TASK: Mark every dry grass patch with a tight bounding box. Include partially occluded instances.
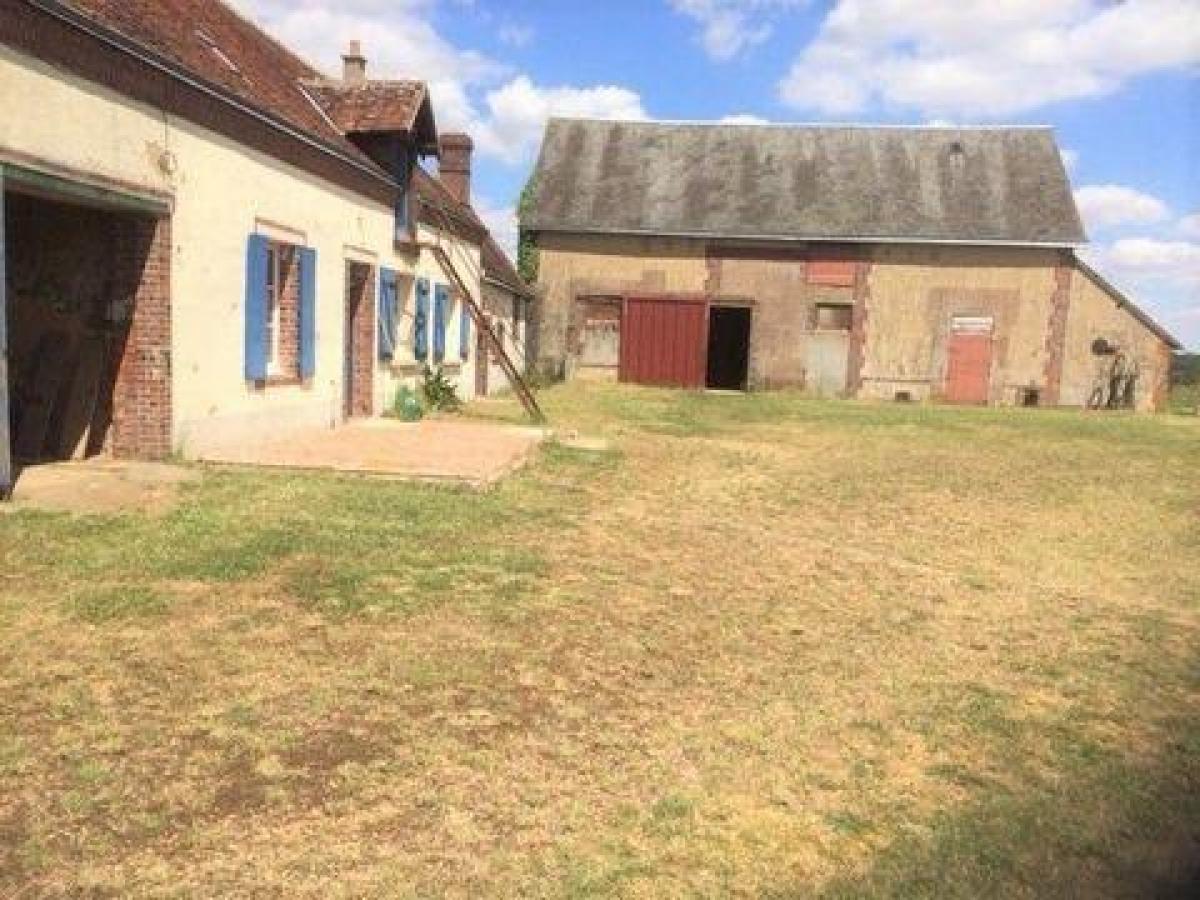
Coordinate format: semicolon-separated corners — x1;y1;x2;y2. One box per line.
1;382;1198;897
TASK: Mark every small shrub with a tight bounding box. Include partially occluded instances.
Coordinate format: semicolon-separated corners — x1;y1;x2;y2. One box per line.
421;365;461;412
391;385;424;421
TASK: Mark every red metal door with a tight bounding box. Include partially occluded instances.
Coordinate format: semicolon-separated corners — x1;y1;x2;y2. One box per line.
619;295;708;388
945;333;993;404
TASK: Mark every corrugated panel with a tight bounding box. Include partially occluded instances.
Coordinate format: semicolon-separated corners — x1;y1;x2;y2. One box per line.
619;296;708;388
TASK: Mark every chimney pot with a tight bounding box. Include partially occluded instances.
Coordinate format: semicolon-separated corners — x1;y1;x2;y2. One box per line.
439;132;474;205
342;40;366;86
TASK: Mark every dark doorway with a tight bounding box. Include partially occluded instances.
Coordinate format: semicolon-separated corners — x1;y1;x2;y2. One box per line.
343;261;375;419
706;305;751;390
4;191;150;466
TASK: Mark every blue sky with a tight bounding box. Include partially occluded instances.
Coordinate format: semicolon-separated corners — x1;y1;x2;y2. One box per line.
236;1;1200;348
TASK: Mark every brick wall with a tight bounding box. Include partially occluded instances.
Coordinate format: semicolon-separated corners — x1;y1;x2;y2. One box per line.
1041;259;1073;406
346;262;375;417
273;245;301;382
110;214;172;459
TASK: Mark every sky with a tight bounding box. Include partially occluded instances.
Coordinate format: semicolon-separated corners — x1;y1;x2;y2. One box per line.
232;0;1200;349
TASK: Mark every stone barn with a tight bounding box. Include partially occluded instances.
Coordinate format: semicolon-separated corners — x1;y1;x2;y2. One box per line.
524;118;1180;410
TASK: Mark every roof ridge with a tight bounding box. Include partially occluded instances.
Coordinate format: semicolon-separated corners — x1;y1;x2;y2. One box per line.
546;116;1056;131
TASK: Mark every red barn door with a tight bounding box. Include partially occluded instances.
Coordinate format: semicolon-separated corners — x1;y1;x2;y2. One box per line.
944;316;994;405
619;295;708;388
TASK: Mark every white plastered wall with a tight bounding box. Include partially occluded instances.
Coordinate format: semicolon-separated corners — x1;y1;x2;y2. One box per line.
1;46;484;453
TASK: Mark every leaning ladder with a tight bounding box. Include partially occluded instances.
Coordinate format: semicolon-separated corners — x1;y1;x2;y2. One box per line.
422;204;545;424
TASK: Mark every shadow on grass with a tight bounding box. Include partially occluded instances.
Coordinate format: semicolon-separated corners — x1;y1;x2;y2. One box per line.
778;713;1200;900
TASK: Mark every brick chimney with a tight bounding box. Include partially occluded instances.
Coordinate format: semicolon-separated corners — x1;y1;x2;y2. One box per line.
342;40;366;86
439;133;474;205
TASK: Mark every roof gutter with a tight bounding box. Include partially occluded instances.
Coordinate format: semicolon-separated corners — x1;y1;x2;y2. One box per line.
526;224;1085;249
25;0;396;190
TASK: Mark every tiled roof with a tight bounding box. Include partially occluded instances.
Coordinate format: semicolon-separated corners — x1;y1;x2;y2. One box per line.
413;167;485;243
304;79;427;136
60;0;390;171
531;118;1088;246
481;234;532;298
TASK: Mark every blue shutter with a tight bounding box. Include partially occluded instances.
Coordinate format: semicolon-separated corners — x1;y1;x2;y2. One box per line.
414;278;430;360
298;246;317;380
244;234;270;381
459;299;471;360
433;284;448;362
378;268;397;361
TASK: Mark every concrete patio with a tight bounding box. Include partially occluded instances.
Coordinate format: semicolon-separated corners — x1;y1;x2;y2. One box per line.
193;417;546;487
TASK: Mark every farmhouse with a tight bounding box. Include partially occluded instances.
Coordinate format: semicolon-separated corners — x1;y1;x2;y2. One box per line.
0;0;530;496
525;118;1180;410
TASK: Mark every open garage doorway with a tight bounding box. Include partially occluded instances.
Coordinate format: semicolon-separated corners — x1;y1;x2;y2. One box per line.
3;167;171;497
706;305;751;390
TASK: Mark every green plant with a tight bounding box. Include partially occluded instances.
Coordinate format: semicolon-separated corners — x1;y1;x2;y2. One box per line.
421;365;461;412
516;177;539;285
391;385;424;421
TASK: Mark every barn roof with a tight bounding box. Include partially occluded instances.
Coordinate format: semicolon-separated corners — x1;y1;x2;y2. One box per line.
527;119;1087;247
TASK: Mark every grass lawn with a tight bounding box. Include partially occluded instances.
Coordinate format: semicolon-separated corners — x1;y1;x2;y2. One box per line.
1;382;1198;898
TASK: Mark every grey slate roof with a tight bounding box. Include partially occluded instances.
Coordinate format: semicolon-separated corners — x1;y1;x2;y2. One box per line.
527;119;1087;246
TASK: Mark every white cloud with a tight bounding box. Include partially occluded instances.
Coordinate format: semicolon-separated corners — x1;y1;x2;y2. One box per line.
721;114;771;124
1090;238;1200;285
473;196;519;260
232;1;644;167
1179;213;1200;240
669;0;808;61
1060;148;1079;172
498;24;534;49
471;76;648;165
778;0;1200;117
1074;185;1171;232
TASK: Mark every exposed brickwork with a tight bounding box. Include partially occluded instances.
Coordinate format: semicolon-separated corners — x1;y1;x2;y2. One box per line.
271;245;301;383
110;215;172;459
438;133;473;205
1041;259;1073;406
846;259;872;395
345;262;375;418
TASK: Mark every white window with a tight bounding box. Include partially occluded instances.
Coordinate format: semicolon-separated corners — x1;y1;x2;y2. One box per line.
265;244;282;373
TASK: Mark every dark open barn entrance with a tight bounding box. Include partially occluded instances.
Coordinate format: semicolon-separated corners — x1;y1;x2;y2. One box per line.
706;305;750;390
2;165;171;498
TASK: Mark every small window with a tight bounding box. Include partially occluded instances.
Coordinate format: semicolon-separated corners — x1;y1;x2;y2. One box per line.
815;303;853;331
1019;388;1041;407
894;390;913;403
951;315;994;334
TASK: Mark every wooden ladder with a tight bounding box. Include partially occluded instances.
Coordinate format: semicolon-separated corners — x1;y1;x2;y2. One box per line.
423;220;545;424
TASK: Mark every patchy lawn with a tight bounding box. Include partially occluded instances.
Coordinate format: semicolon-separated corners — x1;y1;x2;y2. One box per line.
2;383;1199;898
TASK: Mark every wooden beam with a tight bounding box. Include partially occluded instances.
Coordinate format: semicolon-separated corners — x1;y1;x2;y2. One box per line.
0;165;11;499
2;163;168;217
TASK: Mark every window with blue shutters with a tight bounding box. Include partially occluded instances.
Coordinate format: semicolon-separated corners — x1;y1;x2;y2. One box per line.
433;284;449;362
244;234;270;381
459;299;471;360
378;268;398;361
246;234;312;384
414;278;430;360
298;246;317;379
